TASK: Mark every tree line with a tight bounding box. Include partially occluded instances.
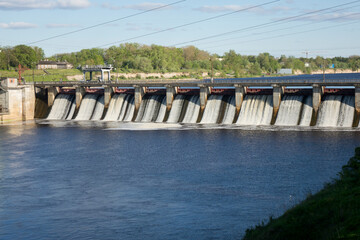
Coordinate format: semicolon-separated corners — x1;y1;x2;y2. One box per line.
1;43;360;76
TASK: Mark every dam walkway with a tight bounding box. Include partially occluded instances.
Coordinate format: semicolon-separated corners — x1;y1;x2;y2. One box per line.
31;72;360;87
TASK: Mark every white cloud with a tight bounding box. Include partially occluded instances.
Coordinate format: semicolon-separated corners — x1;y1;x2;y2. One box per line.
46;23;79;28
123;2;170;11
101;2;121;10
0;0;91;10
57;0;90;9
102;2;176;11
195;5;244;13
0;21;37;29
194;4;292;14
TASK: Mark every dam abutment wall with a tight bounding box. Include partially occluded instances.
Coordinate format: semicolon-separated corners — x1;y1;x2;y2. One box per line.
0;78;35;123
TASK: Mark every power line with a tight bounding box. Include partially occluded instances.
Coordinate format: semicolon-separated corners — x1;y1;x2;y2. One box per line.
25;3;359;51
27;0;186;45
199;10;360;48
171;0;360;47
205;19;360;51
96;0;280;48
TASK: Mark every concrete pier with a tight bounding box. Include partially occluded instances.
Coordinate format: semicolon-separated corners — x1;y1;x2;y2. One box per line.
134;85;146;114
234;85;246;115
272;85;283;124
101;69;111;82
76;86;86;110
199;85;210;112
47;87;59;107
166;86;177;111
311;84;324;126
104;86;114;109
354;85;360;127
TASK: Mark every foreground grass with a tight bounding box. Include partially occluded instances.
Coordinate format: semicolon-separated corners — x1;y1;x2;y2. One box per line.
243;148;360;240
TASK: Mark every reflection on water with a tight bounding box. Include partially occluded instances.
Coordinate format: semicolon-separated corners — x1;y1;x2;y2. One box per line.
0;122;359;239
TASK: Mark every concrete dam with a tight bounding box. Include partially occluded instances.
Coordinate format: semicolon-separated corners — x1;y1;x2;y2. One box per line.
2;73;360;127
41;90;356;127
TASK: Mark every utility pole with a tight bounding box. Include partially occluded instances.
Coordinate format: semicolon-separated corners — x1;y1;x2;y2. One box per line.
302;51;310;59
17;64;29;84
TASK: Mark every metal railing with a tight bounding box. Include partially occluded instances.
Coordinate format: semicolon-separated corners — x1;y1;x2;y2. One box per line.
31;73;360;87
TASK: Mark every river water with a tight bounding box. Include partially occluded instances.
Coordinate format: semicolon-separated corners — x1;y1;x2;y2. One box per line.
0;122;359;239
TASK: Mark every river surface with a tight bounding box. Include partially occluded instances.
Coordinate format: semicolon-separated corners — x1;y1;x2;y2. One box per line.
0;121;359;239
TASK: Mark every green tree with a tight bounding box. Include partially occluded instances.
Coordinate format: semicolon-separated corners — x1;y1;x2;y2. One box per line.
249;62;262;75
12;45;37;68
133;56;153;72
351;59;360;72
33;46;45;62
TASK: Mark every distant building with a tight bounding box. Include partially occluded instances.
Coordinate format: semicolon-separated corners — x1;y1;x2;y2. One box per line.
277;68;293;75
36;60;73;70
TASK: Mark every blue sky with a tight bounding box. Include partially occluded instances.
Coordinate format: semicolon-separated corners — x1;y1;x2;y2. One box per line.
1;0;360;57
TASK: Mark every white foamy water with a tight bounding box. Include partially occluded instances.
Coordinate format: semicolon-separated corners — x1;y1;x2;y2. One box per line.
91;95;105;120
135;96;149;122
106;122;182;131
338;95;354;127
75;94;98;120
140;95;164;122
299;96;313;126
182;95;200;124
200;95;223;124
167;95;186;123
155;97;167;123
66;98;76;120
275;95;304;126
45;92;357;128
47;94;74;120
316;95;343;127
103;94;126;121
222;96;236;124
236;95;273;125
123;96;135;122
118;95;131;121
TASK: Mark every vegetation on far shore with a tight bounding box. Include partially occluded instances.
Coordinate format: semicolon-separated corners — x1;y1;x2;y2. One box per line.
1;43;360;82
243;147;360;240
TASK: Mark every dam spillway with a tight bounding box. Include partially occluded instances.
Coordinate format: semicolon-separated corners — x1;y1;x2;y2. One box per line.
31;72;360;127
43;90;359;127
236;95;273;126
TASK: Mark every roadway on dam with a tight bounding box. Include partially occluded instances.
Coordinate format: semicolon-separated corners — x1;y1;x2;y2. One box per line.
30;72;360;87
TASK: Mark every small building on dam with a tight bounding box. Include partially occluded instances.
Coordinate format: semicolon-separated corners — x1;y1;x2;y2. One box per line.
0;78;35;122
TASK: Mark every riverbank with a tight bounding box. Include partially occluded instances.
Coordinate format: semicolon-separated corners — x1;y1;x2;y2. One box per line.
243;147;360;240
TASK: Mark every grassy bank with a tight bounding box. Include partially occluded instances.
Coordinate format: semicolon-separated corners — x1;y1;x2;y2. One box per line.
243;148;360;240
0;69;82;82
